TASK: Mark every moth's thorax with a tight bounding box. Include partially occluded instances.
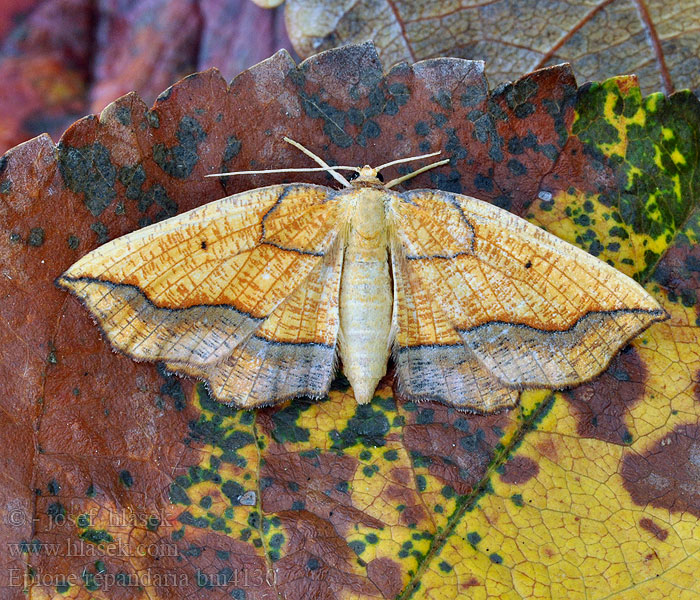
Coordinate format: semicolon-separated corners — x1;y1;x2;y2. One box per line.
345;187;387;253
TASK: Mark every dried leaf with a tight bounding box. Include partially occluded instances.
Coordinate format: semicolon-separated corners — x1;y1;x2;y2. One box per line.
266;0;700;97
1;42;698;599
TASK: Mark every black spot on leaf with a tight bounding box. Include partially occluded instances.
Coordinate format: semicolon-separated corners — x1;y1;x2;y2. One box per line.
28;227;45;247
153;116;207;178
58;142;116;216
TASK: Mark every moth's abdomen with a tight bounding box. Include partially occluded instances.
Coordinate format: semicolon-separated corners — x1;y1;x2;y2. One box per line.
339;192;392;404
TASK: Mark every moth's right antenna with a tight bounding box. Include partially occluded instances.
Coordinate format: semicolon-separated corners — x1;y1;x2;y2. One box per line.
375;151;442;171
384;159;450;189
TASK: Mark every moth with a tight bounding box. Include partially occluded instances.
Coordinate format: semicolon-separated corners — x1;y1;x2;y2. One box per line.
57;138;667;412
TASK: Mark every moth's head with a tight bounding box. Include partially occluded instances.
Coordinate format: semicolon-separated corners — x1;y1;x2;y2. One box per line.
349;165;385;188
206;138;449;190
347;152;450;189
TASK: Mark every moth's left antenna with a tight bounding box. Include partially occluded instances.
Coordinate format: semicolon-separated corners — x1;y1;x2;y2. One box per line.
205;137;355;188
281;137;352;187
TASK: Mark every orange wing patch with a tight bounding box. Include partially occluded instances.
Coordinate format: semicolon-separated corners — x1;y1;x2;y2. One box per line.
60;184;341;315
57;184;345;406
170;242;345;407
388;189;666;410
391;243;519;412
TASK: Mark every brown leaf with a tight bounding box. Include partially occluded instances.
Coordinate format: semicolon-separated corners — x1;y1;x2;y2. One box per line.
270;0;700;96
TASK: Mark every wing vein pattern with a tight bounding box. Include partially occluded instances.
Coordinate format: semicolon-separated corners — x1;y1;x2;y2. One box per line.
388;189;665;412
58;184;345;408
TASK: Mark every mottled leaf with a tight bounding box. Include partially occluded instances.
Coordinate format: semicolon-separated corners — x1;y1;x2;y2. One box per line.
1;42;698;599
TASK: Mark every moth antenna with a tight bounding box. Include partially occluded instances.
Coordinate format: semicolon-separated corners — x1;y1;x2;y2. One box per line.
384;158;450;189
283;136;353;187
206;166;360;177
375;151;442;172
